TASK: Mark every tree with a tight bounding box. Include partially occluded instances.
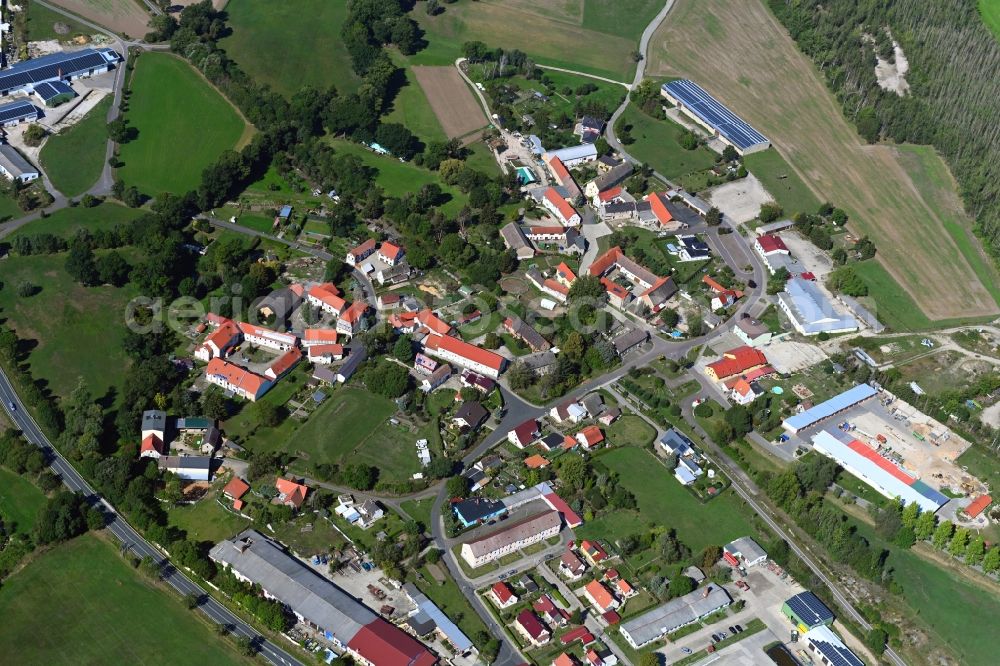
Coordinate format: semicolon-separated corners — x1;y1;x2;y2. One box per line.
340;464;378;490
831;208;848;226
507;361;535;390
660;308;680;327
567;274;605;301
767;267;790;295
931;520;954;549
948;527;970;557
556;454;587;491
865;627;888;656
202;389;229;421
97;251;131;286
16;280;40;297
184;592;201;609
35;491;88;544
700;545;722;569
670;574;696;598
251;401;283;428
22;124;46;147
965;535;986;566
65;239;100;286
679;131;698;150
705;206;722;226
393;335;415;362
107;118;129;143
914;509;937;541
758;202;783;224
445;475;468;499
900;501;920;528
982;546;1000;574
722;145;739;162
828;266;868;297
365;360;410;398
724;405;752;438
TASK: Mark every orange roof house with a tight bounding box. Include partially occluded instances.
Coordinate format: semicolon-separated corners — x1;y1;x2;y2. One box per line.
378;241;405;265
582;580;618;612
205;357;270;401
964;495;992;518
417;309;454;337
543;187;581;225
223;476;250;510
274;477;309;509
303;328;339;345
576;425;605;449
265;348;302;380
580;540;607;564
645;192;675;227
140;433;164;459
424;334;505;378
307;283;346;314
525;454;550;469
705;346;768;381
555;262;577;286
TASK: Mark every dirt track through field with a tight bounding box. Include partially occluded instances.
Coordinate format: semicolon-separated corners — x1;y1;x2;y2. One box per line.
412;66;489;144
48;0;150;38
648;0;1000;321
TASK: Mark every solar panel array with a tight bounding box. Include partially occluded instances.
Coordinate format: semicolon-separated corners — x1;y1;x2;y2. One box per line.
34;80;74;100
786;591;834;627
0;49;111;92
662;79;769;151
0;100;38;124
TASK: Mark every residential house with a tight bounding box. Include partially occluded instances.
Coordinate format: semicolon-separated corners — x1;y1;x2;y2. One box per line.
205;358;272;401
659;428;696;458
580;394;604;418
612;328;649;357
576;425;605;450
423;334;505;379
574;116;604;142
356;499;385;528
375;262;412;286
140;409;166;459
376;292;401;310
254;284;304;324
542;187;582;226
542;278;570;303
461;369;496;393
585;162;632;201
489;582;519;609
500;222;535;260
703;276;743;310
553;654;578;666
538;433;566;452
504;314;550;352
596;154;622;172
420;364;452;393
140;433;165;459
263;349;302;381
673;234;711;262
734;315;772;347
157;456;212;481
534;594;568;628
416;309;454;337
377;241;405;266
515;610;551;647
705;346;769;382
508;419;541;448
302;328;339;347
336;301;370;336
524;454;550;469
306;283;346;317
601;278;631;309
453;401;488;431
307;343;344;365
223;476;250;511
237;322;298;352
526;226;568;244
598;408;621;426
559;549;587;580
580;540;608;565
583;580;619;613
730;378;759;405
457;310;482;326
645;191;686;231
452;498;507;528
754;234;789;257
195;317;241;361
550;399;586;424
588;246;676;310
345;238;377;266
460;511;561;568
544;154;582;200
274;477;309;510
674;457;704;486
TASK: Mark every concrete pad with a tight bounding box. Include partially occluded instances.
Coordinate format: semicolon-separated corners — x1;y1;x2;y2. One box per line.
706;174;774;225
762;341;827;373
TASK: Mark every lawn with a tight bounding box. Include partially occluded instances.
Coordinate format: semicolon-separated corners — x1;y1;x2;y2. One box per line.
616;103;718;181
27;1;90;40
8;200;142;241
605;414;657;448
40;96;112;197
0;251;139;402
383;59;448;145
743;148;820;216
648;0;999;323
957;445;1000;491
0;533;248;664
0;192;21;221
220;0;360;96
327;138;468;216
0;468;46;534
416;566;491;641
584;447;749;552
981;0;1000;39
400;498;435;532
167;495;251;545
119;53;248;196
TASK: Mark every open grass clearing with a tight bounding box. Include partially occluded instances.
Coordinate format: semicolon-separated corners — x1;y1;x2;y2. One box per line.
27;0;91;40
220;0;360;96
383;64;449;145
981;0;1000;39
8;200;142;241
605;414;657;448
743;148;820;216
617;104;718;182
119;53;249;196
411;65;488;142
648;0;999;322
415;566;491;642
47;0;150;38
167;494;250;546
40;96;112;197
0;192;21;222
0;468;46;534
400;498;435;532
0;533;248;664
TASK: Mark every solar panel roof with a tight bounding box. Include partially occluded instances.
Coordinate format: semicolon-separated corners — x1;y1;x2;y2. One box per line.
0;49;113;92
662;79;769;151
0;100;38;124
804;626;865;666
34;80;75;100
785;591;834;626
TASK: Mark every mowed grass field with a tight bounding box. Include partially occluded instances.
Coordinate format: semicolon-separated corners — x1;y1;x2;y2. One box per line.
580;447;749;552
119;53;248;196
40;96;112;197
410;0;663;80
220;0;360;96
648;0;1000;323
0;533;248;665
981;0;1000;39
0;468;46;534
617;103;718;181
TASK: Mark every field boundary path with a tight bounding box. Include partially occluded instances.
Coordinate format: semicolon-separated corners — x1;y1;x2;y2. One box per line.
535;64;630;89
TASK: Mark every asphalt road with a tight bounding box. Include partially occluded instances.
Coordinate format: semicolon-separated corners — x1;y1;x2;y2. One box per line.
0;371;305;666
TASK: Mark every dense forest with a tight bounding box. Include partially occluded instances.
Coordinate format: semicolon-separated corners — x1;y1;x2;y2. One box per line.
767;0;1000;256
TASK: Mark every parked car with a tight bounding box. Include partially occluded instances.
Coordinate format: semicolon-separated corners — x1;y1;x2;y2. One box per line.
729;626;736;634
681;647;692;654
735;624;743;633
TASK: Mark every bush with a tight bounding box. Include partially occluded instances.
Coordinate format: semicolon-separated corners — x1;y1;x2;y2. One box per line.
694;403;714;418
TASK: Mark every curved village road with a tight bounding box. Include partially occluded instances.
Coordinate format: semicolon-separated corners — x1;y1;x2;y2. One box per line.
0;370;305;666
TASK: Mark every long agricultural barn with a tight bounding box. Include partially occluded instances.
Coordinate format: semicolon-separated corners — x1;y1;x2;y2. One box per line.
812;429;948;513
0;99;39;127
782;383;878;434
0;48;120;97
661;79;770;155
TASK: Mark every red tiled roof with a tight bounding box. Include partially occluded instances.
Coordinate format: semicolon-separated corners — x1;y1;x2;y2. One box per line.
348;238;377;258
602;610;620;625
534;594;556;613
204;318;240;351
588;246;623;277
206;358;269;396
525;454;550;469
307;343;344;359
741;365;776;382
492;581;515;603
562;435;577;450
223;476;250;500
560;627;595;645
702;275;743;300
756;234;788;254
347;618;437;666
597;186;623;203
577;425;604;447
584;580;615;611
646;191;673;225
417;309;453;336
732;378;754;397
581;540;607;561
544;187;579;223
546;155;573;185
424;335;505;372
379;241;404;261
308;283;346;311
304;328;338;344
275;477;309;509
544;279;570;296
530;226;567;236
511;419;540;445
600;277;629;300
140;433;163;455
516;610;548;640
706;346;768;379
341;301;370;324
965;494;992;518
553;653;577;666
556;262;577;283
616;579;633;596
267;348;302;377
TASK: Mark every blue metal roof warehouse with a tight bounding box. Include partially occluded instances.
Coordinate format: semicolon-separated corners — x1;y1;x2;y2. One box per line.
0;48;119;96
0;99;39;126
782;383;878;433
661;79;770;154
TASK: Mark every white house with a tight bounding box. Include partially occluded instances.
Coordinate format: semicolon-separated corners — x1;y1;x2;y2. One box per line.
238;322;298;352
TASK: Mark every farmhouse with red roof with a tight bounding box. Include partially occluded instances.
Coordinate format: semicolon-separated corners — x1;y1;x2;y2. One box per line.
542;187;582;226
706;346;769;382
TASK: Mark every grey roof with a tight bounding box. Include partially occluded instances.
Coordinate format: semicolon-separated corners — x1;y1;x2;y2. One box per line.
521;350;558;370
204;425;221;447
837;294;884;333
601;202;636;216
336;348;366;380
142;409;167;432
597;154;622;168
463;511;560;558
254;286;303;321
778;278;858;335
581;393;604;417
500;222;532;253
0;99;39;122
683;566;705;582
620;584;731;647
0;144;37;179
545;143;597;163
0;48;118;93
454;401;488;427
33;80;74;102
157;455;212;470
592;162;633;191
612;328;649;355
209;529;374;644
403;584;473;651
659;428;695;456
661;80;769;152
312;365;338;383
783;383;877;432
736;316;770;339
724;536;767;563
452;497;506;524
505;314;550;351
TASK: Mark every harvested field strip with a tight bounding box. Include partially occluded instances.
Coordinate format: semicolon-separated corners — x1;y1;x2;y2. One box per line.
648;0;999;321
412;66;487;141
49;0;150;38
